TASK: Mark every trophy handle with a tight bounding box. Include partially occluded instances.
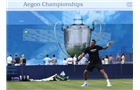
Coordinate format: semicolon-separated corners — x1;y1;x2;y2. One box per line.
54;21;68;57
92;20;102;42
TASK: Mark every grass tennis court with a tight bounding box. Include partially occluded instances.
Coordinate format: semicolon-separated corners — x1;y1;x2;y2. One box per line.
7;79;133;90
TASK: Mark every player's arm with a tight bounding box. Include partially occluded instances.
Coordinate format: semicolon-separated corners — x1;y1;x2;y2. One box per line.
77;47;88;61
77;52;85;61
102;41;114;50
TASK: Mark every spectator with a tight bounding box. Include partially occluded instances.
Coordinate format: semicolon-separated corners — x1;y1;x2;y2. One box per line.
73;54;77;65
50;54;57;65
121;54;125;64
14;54;20;66
67;55;73;65
104;55;109;64
7;54;12;66
116;53;121;64
102;58;105;64
20;54;26;66
43;54;51;65
62;58;68;65
109;55;114;64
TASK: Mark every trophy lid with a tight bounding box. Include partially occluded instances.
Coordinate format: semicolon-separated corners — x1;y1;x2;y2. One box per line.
73;12;83;25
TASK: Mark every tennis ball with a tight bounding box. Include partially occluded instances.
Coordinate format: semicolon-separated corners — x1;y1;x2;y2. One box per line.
24;30;28;34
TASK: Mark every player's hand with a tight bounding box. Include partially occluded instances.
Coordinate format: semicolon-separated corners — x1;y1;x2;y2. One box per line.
108;41;114;45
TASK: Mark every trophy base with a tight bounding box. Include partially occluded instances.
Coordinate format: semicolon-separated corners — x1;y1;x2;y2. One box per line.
66;47;84;57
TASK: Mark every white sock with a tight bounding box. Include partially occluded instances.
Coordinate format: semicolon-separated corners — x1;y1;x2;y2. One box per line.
84;80;88;84
106;79;110;84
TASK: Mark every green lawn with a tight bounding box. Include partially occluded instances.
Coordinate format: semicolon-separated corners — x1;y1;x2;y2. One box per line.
7;79;133;90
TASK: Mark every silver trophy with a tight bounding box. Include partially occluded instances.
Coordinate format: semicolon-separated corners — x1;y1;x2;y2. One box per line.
54;13;102;57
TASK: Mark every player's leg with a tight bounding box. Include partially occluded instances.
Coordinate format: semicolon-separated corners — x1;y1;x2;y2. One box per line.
84;70;89;80
96;64;112;87
100;69;112;87
81;63;95;87
81;70;89;87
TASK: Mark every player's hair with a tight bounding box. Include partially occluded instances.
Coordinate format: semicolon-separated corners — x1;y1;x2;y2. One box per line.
92;39;96;44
